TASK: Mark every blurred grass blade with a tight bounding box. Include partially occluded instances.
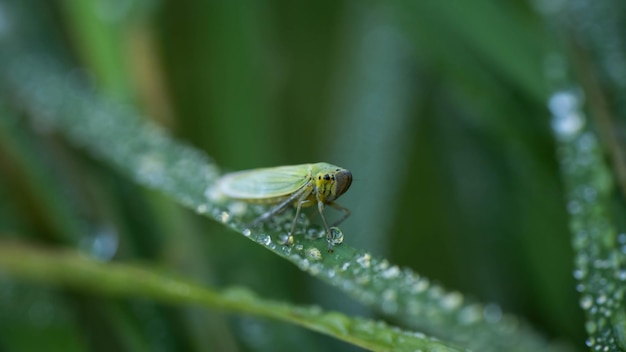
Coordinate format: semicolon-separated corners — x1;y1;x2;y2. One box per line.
0;240;463;352
549;89;626;350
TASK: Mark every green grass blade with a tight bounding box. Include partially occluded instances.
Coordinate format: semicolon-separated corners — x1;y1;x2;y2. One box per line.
550;89;626;350
0;240;464;352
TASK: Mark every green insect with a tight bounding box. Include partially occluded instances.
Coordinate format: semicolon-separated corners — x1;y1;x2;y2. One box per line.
217;162;352;250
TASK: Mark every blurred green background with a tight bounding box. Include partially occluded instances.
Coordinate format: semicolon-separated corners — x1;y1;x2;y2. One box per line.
0;0;605;350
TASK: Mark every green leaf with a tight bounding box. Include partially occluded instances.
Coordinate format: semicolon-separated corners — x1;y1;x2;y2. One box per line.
0;240;463;352
550;89;626;350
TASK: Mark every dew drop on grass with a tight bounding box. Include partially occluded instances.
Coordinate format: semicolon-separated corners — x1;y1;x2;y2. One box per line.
411;279;429;294
328;227;344;247
319;312;350;335
457;304;483;325
196;204;207;214
381;288;398;314
256;234;271;246
305;247;322;261
549;90;585;139
440;292;463;311
483;303;503;324
355;253;372;268
580;295;594;310
380;265;400;279
278;234;294;246
79;225;119;261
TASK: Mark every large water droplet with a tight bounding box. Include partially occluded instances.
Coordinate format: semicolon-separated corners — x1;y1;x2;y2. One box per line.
305;247;322;261
256;234;271;246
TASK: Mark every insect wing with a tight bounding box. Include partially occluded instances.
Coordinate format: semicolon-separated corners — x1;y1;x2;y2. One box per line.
218;165;311;200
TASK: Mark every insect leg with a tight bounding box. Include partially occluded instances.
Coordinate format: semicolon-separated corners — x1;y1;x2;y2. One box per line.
328;202;351;227
289;192;311;236
317;200;332;238
249;188;305;227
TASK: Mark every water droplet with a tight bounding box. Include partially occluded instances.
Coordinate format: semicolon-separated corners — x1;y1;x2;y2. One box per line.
196;204;207;214
306;225;324;239
567;200;583;214
135;153;166;186
228;201;247;216
580;295;594;310
582;186;597;202
381;265;400;279
328;226;344;246
381;289;398;314
308;263;322;275
319;312;350;334
549;90;585;139
242;228;251;237
306;247;322;261
440;292;463;310
204;184;224;202
378;259;390;270
79;225;119;261
573;269;585;280
411;279;429;293
483;303;502;323
220;211;230;223
278;234;294;246
356;253;372;268
297;258;310;270
458;304;482;325
256;234;271;246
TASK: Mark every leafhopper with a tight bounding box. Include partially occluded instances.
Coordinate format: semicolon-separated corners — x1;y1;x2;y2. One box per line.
217;162;352;250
